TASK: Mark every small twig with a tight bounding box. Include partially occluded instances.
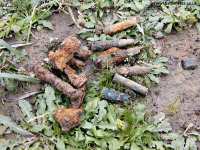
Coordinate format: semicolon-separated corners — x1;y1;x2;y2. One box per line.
183;123;194;136
27;113;50;123
27;5;37;43
66;6;81;29
0;43;32;49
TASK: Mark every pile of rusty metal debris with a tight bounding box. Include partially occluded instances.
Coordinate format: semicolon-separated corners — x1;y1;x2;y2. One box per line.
33;16;152;132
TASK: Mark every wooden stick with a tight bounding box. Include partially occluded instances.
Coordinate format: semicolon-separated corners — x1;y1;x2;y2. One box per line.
113;73;148;95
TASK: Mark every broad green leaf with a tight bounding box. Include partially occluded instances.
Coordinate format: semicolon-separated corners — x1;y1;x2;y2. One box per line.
81;121;93;129
151;141;165;150
36;95;46;115
171;135;185;150
44;86;56;113
135;103;145;121
0;115;32;136
148;74;159;84
153;119;172;133
196;23;200;32
39;20;54;30
184;136;197;150
80;3;95;11
0;39;15;51
165;23;173;33
85;97;99;113
18;100;35;121
108;138;124;150
130;142;141;150
56;138;66;150
31;124;46;132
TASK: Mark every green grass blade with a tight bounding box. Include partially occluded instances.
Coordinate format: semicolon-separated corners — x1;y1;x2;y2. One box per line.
0;73;39;83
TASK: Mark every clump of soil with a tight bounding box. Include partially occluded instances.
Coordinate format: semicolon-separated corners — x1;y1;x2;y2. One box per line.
149;28;200;131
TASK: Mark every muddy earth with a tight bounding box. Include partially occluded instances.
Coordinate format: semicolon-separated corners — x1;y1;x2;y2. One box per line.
0;13;199;140
149;28;200;131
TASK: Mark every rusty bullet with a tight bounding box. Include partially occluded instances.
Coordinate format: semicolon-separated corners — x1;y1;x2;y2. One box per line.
117;65;152;76
104;16;140;35
91;39;135;51
113;73;148;95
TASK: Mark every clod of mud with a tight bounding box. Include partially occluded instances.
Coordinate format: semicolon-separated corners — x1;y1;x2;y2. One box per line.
54;108;83;132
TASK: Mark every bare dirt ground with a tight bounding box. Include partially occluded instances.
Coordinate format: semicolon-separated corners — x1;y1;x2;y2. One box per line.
1;13;199;137
149;28;200;131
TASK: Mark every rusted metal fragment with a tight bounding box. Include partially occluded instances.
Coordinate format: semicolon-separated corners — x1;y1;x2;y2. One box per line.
33;64;84;108
112;46;142;64
96;47;142;68
54;108;83;132
91;39;135;51
48;36;81;70
75;48;92;60
113;73;148;95
104;16;140;35
98;47;121;57
64;65;87;88
102;88;130;102
70;85;86;108
117;65;152;76
69;58;86;69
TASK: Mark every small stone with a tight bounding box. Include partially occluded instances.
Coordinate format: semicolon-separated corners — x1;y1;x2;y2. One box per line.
181;57;198;70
